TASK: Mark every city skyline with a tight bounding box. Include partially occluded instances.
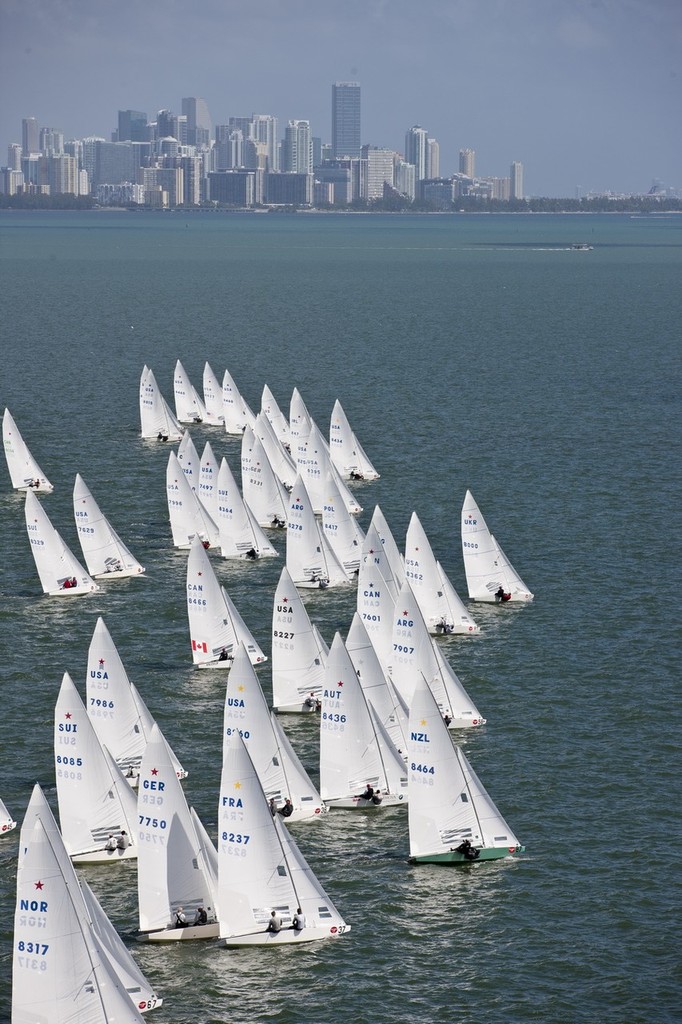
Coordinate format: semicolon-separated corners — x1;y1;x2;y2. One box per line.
1;0;680;197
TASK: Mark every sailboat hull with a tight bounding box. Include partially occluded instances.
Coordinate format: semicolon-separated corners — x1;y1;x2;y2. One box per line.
325;794;406;809
139;922;220;943
222;924;351;947
71;846;138;864
93;567;145;579
1;820;17;834
409;845;525;865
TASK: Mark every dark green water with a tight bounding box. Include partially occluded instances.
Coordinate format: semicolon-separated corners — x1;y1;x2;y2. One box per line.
0;211;680;1023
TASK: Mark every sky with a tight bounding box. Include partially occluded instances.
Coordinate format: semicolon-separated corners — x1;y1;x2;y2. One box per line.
1;0;680;197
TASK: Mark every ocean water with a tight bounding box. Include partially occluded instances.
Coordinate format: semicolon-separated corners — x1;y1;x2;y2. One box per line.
0;210;680;1024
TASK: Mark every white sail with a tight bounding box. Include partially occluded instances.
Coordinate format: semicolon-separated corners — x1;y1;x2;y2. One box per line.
217;729;349;946
391;580;486;729
329;399;380;480
404;511;478;634
241;424;290;528
215;456;278;559
3;407;53;492
345;612;409;757
368;505;405;584
261;384;291;447
54;672;138;862
198;440;220;518
322;472;365;575
176;429;201;491
73;474;145;579
139;366;183;441
86;617;186;783
137;724;219;941
461;490;534;602
297;422;362;515
174;360;208;423
186;534;267;666
289;387;314;457
286;475;351;589
201;361;225;424
356;522;402;671
408;675;523;863
0;795;16;834
271;565;328;712
320;633;408;808
13;818;147;1024
253;410;297;490
166;450;221;549
17;785;162;1013
224;644;324;820
25;489;99;596
222;368;253;434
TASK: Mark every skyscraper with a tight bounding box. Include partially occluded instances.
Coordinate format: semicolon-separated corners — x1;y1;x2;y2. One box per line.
22;117;40;155
426;138;440;179
404;126;428;181
283;120;312;174
459;148;475;178
182;97;211;147
332;82;361;159
510;161;524;199
118;110;148;143
251;115;279;171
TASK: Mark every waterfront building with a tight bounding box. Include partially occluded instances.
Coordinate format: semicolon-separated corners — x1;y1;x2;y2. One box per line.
48;153;78;194
459;148;475;177
422;178;456;208
208;169;264;206
118;110;148;142
283;120;312;174
404;126;428;181
182;97;211;147
510;161;524;199
93;141;140;186
332;81;361;159
22;117;40;156
265;172;313;206
360;145;395;200
426;138;440;180
40;128;64;156
314;160;356;205
7;144;22;171
394;159;416;200
251;114;279;171
139;166;183;207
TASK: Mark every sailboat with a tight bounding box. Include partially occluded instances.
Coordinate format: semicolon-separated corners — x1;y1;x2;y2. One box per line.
285;475;351;589
1;796;16;834
222;368;255;434
391;580;485;729
345;612;409;758
329;399;380;480
12;818;148;1024
319;633;408;809
73;473;145;578
186;534;267;667
253;410;297;490
139;365;183;441
214;456;278;559
54;672;138;862
166;450;221;549
404;511;479;634
261;384;291;448
137;724;220;942
297;423;362;516
322;472;365;576
2;407;53;492
356;521;403;673
241;424;290;529
407;675;524;863
202;362;226;425
174;359;208;423
176;429;202;491
461;489;534;602
224;644;324;820
271;566;328;712
198;439;220;517
18;784;162;1013
86;616;187;784
217;729;350;946
24;489;100;596
368;505;405;584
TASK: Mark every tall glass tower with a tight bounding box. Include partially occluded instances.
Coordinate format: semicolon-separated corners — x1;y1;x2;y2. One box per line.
332;82;361;159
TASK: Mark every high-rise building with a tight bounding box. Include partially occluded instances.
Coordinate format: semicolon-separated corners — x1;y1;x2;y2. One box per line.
404;126;428;181
182;97;211;146
361;145;395;200
118;110;148;143
48;154;78;195
510;161;524;199
40;128;64;155
459;148;475;178
283;120;312;174
426;138;440;180
251;115;279;171
22;118;40;156
7;144;22;171
156;110;186;144
332;82;361;159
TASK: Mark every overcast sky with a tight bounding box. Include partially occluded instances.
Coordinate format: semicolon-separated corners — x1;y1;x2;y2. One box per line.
1;0;680;196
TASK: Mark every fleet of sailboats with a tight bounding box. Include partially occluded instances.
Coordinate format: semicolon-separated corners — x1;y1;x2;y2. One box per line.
7;362;533;1013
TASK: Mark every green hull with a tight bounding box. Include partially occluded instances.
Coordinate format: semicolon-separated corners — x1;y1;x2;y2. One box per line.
410;845;525;865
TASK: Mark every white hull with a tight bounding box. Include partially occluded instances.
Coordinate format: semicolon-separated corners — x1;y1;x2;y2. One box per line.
72;845;137;864
139;922;220;943
326;794;405;810
1;819;17;834
222;924;350;947
274;702;318;714
93;567;145;579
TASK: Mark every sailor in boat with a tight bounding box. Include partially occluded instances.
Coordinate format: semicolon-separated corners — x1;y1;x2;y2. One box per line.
269;797;278;817
62;577;78;590
193;906;208;926
443;712;452;727
371;789;383;806
277;798;294;818
267;910;283;933
32;478;40;489
157;432;169;442
116;830;130;850
304;692;321;711
350;470;365;481
218;648;229;662
104;833;117;851
495;586;511;603
436;617;453;635
201;539;210;550
454;838;480;861
271;515;286;529
245;547;258;560
357;783;374;802
174;907;189;928
293;908;306;931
